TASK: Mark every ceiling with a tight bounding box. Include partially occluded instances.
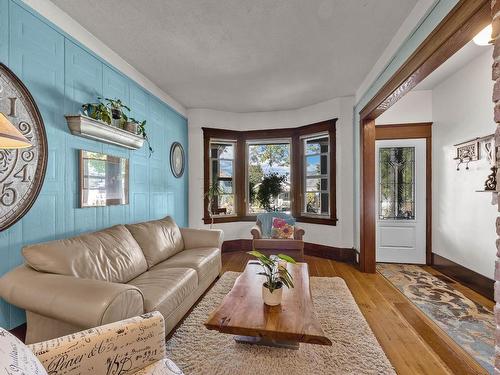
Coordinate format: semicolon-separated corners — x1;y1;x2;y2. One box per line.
415;40;492;91
52;0;418;112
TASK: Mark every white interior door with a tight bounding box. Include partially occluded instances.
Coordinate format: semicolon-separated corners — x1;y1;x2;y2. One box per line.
376;138;426;264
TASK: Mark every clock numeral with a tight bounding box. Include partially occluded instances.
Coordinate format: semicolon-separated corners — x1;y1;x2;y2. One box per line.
14;164;30;182
8;97;17;117
0;182;17;207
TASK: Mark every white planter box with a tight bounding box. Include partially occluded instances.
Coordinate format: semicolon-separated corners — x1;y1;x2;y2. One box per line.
65;114;144;150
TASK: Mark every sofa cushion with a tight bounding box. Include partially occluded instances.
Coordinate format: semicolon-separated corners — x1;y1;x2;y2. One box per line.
153;247;221;281
128;267;197;318
22;225;148;283
126;216;184;267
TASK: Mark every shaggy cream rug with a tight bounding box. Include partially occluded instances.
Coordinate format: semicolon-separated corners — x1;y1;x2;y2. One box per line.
166;272;395;375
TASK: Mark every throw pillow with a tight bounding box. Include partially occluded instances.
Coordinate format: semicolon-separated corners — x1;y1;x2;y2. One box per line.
271;217;295;239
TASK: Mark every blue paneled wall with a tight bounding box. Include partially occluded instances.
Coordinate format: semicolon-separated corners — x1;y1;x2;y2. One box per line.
0;0;189;329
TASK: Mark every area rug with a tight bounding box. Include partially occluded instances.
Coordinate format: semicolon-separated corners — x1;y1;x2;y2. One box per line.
377;263;494;374
166;271;395;375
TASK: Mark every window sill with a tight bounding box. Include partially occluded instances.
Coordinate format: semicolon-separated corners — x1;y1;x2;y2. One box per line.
202;216;255;224
296;216;338;226
202;215;337;226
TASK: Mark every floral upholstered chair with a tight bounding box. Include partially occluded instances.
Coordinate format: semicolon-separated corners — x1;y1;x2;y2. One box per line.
0;311;183;375
251;212;305;260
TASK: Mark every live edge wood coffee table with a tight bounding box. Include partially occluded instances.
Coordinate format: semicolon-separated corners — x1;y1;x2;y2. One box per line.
204;261;332;349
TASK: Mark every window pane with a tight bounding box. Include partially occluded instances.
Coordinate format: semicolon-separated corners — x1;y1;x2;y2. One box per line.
216;194;234;215
320;155;328;174
306;192;320;213
320;178;328;191
211;143;234;159
321;193;329;214
305;136;328;155
378;147;415;220
306;155;320;176
247;143;291;214
218;180;232;194
219;160;233;177
306;178;321;192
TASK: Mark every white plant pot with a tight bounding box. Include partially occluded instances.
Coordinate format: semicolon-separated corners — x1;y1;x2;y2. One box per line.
262;284;283;306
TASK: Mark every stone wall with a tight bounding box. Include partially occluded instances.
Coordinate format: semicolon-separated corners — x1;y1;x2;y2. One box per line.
492;0;500;373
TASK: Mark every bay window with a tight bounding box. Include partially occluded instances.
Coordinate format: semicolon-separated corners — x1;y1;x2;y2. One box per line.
203;119;337;225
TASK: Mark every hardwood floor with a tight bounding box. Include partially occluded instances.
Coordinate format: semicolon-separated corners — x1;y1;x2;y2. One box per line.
222;252;490;375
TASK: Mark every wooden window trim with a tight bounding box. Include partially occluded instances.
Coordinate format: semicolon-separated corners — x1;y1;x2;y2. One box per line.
202;119;338;225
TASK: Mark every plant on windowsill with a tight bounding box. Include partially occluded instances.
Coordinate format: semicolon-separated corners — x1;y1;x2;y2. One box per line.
247;250;295;306
205;181;223;229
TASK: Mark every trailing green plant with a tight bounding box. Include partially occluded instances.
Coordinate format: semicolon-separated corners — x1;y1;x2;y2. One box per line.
81;96;154;156
256;173;287;211
205;181;223;229
130;118;153;156
81;99;112;125
103;97;130;113
247;250;296;292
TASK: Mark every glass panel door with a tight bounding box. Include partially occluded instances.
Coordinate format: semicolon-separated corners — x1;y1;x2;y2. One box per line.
378;147;415;220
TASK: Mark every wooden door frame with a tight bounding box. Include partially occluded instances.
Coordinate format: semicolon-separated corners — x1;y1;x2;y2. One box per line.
359;0;491;273
375;122;432;265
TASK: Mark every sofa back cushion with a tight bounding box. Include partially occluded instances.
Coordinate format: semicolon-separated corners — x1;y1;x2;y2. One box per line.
22;225;148;283
126;216;184;267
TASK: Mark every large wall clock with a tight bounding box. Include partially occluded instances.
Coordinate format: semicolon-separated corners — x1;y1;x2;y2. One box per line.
0;63;48;231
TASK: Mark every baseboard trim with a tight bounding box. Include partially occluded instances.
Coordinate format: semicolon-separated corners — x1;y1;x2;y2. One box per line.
222;239;356;263
431;253;494;301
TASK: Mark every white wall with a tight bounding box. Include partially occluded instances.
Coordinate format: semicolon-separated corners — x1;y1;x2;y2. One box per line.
188;96;355;249
375;90;433;125
432;47;496;279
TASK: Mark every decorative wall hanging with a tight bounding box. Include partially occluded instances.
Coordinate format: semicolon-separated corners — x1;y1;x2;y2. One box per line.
481;134;497;191
454;138;480;170
0;63;48;231
170;142;185;178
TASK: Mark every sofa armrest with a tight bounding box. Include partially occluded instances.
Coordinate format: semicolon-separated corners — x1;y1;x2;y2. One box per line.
0;265;144;328
180;227;223;249
251;225;262;239
29;312;172;375
294;225;305;240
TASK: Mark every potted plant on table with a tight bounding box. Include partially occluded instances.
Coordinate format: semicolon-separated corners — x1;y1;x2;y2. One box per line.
247;250;296;306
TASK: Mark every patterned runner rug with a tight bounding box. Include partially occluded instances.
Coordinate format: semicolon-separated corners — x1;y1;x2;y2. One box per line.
377;263;494;374
166;271;395;375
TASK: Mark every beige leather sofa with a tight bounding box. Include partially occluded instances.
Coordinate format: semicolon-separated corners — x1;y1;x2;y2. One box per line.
0;216;223;344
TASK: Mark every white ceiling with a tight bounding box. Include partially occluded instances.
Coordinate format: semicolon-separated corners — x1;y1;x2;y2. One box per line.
415;40;492;90
52;0;418;112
